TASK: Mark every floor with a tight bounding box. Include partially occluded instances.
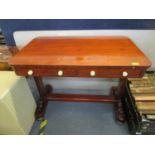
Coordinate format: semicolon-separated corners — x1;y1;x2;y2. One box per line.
30;89;129;135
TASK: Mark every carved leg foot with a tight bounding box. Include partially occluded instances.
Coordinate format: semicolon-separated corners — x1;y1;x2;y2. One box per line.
111;86;126;124
35;100;48;120
35;83;52;120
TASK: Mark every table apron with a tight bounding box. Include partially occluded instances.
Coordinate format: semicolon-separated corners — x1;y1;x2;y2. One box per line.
13;66;146;78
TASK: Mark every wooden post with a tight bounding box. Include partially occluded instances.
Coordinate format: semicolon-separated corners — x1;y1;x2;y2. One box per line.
34;77;50;119
114;78;128;123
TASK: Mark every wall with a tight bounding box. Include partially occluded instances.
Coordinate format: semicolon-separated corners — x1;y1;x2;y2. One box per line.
0;19;155;45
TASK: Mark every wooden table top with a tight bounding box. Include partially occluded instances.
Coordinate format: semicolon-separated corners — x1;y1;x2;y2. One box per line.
10;36;151;67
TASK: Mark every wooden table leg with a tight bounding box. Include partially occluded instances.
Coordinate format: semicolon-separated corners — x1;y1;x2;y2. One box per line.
34;76;127;123
34;77;52;119
112;78;127;123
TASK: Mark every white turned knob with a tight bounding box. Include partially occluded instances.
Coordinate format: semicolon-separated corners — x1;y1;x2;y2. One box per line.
27;70;33;76
58;70;63;76
90;70;96;77
122;71;128;77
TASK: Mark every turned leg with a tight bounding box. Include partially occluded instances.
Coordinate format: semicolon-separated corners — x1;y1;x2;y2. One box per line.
112;78;127;123
34;77;52;119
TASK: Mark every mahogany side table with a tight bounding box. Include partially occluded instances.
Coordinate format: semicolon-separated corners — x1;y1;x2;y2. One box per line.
10;36;151;123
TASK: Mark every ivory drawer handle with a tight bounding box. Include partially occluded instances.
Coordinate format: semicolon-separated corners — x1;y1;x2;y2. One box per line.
27;70;33;76
58;70;63;76
90;70;96;77
122;71;128;77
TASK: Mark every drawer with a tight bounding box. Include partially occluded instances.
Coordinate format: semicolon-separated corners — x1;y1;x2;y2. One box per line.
13;66;145;78
14;66;77;77
78;68;144;78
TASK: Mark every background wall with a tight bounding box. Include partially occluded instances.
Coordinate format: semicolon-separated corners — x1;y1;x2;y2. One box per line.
0;20;155;94
0;19;155;45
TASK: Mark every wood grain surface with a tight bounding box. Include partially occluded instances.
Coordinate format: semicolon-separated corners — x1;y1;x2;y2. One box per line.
10;36;151;67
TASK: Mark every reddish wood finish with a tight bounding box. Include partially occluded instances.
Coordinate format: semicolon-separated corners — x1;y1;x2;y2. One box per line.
112;78;128;123
10;36;151;78
46;93;117;103
34;77;46;99
10;36;151;67
13;65;146;78
34;77;48;118
9;36;152;123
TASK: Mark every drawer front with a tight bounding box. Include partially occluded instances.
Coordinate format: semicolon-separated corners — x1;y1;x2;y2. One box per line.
13;66;145;78
14;67;77;77
78;68;144;78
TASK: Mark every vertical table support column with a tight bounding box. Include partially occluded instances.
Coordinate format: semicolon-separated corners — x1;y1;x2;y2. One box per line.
34;77;52;119
34;76;127;122
112;78;128;123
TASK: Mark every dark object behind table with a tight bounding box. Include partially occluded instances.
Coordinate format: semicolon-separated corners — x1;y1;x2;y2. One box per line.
122;72;155;135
